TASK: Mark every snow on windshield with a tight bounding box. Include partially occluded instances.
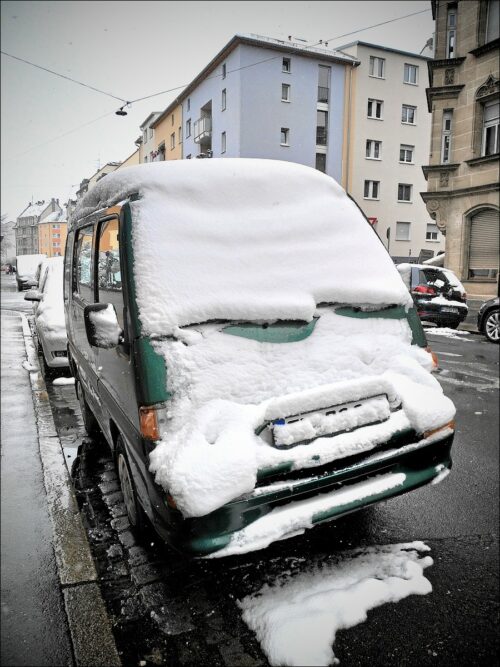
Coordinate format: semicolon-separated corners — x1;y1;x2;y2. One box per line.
74;159;412;335
16;253;46;277
238;542;433;666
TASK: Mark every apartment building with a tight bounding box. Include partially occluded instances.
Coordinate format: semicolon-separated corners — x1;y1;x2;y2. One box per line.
422;0;499;298
138;112;162;163
15;198;62;256
339;41;444;262
150;104;183;161
147;33;359;178
38;206;67;257
75;162;121;203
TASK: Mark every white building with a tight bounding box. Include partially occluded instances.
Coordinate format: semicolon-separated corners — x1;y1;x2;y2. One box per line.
339;41;445;263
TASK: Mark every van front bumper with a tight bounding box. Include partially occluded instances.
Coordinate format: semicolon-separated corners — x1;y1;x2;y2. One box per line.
152;429;453;557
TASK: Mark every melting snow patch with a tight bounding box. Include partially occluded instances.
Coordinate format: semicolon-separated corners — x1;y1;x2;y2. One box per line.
238;542;433;666
52;377;75;386
424;327;471;341
22;360;38;372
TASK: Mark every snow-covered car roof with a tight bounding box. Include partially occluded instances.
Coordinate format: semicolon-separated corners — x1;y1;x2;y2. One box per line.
74;159;413;335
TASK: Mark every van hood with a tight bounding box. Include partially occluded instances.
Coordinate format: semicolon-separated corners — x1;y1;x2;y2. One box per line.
149;307;455;518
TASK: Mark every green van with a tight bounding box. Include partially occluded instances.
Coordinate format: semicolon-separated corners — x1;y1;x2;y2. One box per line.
64;159;455;558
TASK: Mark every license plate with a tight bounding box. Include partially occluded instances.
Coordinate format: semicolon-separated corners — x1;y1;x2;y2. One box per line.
53;350;67;358
441;307;459;313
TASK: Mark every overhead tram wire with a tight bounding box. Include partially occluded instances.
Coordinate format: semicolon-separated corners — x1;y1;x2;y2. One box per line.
123;7;432;108
0;50;128;103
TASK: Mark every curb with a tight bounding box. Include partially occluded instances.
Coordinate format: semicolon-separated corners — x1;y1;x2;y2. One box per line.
20;313;121;667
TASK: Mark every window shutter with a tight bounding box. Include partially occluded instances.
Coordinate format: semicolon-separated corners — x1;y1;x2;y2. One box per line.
469;209;499;269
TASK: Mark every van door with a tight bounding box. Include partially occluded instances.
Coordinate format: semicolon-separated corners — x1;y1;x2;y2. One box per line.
95;216;140;448
71;223;101;418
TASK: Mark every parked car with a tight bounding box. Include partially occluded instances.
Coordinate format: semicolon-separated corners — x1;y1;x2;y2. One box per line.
65;160;456;557
397;263;468;329
15;253;46;291
25;256;68;371
477;297;499;343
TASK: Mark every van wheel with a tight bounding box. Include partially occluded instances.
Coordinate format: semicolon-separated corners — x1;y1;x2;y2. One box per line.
76;379;99;436
116;436;146;535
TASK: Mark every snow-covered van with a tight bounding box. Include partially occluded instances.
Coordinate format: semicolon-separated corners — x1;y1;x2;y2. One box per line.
64;160;456;557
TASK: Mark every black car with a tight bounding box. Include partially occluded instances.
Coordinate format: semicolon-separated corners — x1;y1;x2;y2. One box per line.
397;264;468;329
477;297;499;343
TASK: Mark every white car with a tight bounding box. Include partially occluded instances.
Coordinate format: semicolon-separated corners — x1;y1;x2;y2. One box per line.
25;256;68;370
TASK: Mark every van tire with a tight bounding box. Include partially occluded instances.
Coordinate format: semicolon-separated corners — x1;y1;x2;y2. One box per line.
116;435;147;535
76;379;99;436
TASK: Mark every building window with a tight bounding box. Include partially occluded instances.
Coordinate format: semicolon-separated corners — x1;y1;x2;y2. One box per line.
171;114;174;126
404;64;418;85
482;100;499;156
396;222;411;241
221;131;226;154
369;56;385;78
486;0;499;42
178;126;182;144
142;129;147;143
281;83;290;102
52;241;61;247
280;127;290;146
367;98;383;119
426;224;439;241
398;183;412;202
170;133;175;150
222;88;226;110
186;154;191;159
52;224;60;229
364;180;380;199
318;65;330;104
186;118;191;138
402;104;416;124
53;233;61;238
222;63;226;79
441;110;453;163
446;5;457;58
468;207;499;278
282;57;291;73
149;127;153;139
366;140;382;159
187;98;190;112
315;153;326;173
400;144;414;163
316;110;328;145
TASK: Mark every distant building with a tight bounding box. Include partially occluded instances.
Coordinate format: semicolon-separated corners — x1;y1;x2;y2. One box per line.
138;112;162;163
116;148;140;171
421;0;499;298
338;41;445;263
14;199;62;256
38;205;67;257
75;162;121;204
150;104;183;162
1;219;16;264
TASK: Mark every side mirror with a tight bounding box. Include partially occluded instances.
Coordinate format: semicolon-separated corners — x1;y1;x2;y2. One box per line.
84;303;123;349
24;289;42;302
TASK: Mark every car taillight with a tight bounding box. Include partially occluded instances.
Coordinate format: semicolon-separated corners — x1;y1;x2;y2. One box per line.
426;346;439;371
413;285;436;295
139;403;168;440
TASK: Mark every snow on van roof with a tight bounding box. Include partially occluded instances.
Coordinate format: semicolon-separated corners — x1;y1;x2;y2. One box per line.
73;159;412;334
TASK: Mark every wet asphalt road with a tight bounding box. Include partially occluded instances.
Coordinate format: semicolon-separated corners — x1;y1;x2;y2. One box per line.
1;273;498;666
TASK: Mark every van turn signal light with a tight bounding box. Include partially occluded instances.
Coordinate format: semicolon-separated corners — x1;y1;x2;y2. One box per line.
139;406;160;440
426;346;439;371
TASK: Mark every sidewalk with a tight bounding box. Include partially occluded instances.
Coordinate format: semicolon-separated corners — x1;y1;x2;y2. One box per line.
0;309;120;666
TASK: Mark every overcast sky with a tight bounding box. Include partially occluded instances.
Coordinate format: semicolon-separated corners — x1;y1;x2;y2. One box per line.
0;1;434;220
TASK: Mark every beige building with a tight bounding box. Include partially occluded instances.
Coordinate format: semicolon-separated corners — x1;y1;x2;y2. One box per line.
38;206;67;257
116;149;140;170
422;0;499;298
339;41;445;263
138;112;162;163
149;104;183;161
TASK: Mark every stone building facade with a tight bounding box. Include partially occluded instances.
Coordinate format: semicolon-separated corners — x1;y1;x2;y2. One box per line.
422;0;499;298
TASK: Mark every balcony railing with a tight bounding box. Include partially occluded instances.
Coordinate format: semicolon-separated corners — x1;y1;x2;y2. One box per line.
316;127;328;145
317;86;329;104
194;116;212;144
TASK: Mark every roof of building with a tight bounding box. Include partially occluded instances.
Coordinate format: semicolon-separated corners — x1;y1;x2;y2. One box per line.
17;201;47;220
152;33;360;128
40;210;66;224
337;40;433;61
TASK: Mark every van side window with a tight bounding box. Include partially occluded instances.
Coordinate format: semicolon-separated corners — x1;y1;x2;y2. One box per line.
74;225;95;302
97;217;124;329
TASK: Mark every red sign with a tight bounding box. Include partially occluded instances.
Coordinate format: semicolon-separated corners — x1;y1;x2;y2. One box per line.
367;217;378;225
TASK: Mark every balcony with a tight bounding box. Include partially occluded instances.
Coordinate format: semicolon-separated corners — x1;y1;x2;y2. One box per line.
317;86;329;104
194;116;212;145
